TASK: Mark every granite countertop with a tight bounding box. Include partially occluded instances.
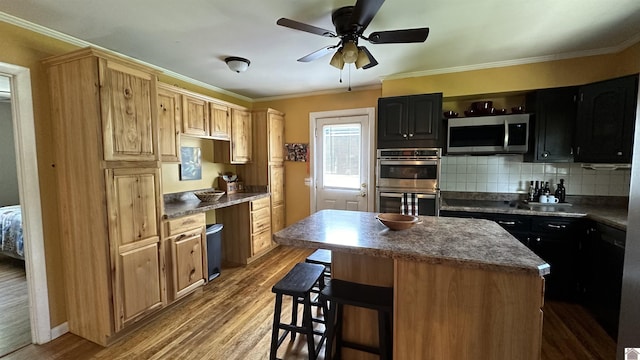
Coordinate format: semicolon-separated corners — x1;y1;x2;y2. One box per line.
440;198;628;230
163;191;270;219
273;209;550;276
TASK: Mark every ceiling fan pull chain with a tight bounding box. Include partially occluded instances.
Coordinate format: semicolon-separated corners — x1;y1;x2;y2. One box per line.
348;65;352;91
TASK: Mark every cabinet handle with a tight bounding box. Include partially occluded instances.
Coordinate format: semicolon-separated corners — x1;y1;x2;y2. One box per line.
541;151;549;158
408;133;414;137
547;223;566;229
576;146;580;155
535;237;542;242
497;220;516;226
403;134;408;138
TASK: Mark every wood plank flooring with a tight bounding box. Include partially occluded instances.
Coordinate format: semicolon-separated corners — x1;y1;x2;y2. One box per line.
0;256;30;358
1;246;616;360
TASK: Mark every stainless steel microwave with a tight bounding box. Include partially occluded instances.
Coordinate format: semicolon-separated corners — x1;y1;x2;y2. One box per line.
446;114;530;154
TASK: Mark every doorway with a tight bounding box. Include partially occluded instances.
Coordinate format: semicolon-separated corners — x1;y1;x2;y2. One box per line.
0;62;51;348
309;108;375;213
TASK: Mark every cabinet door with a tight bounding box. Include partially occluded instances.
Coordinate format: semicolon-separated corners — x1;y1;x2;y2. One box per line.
272;203;285;233
268;112;285;163
210;103;231;140
172;231;205;299
269;164;284;206
182;94;209;136
157;86;181;163
526;87;577;162
377;96;409;145
231;108;252;163
575;74;638;163
106;168;163;330
407;93;442;141
100;59;157;161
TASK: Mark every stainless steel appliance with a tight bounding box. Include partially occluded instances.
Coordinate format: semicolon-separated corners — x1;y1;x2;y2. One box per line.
447;114;530;154
376;148;441;216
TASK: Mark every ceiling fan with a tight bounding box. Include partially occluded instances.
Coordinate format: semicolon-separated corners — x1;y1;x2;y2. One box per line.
276;0;429;70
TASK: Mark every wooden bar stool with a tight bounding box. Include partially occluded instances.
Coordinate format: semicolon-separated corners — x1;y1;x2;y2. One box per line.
319;279;393;360
270;262;327;360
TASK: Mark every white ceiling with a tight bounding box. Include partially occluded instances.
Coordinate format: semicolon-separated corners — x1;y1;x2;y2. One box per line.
1;0;640;100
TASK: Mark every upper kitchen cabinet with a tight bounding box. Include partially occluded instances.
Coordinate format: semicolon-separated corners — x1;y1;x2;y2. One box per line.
182;93;209;137
44;48;164;345
524;86;578;163
214;107;252;164
574;74;638;163
377;93;443;149
157;83;182;163
210;102;231;141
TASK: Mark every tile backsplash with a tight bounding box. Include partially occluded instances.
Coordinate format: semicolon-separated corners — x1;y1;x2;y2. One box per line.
440;155;630;196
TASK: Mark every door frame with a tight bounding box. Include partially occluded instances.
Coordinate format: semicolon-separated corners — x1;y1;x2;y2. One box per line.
1;62;51;344
309;107;376;213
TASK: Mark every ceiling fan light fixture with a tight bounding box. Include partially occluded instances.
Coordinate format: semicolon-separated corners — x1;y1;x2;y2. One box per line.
342;41;359;64
330;49;345;69
355;47;371;69
225;56;250;73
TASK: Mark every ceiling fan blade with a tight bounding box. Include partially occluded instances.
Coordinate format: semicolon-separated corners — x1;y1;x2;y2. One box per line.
350;0;385;32
277;18;337;37
297;46;337;62
368;28;429;44
360;47;378;69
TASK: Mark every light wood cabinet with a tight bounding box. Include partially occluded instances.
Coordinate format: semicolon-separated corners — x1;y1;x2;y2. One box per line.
157;84;182;163
44;48;163;346
210;102;231;140
182;93;209;136
216;196;274;265
270;164;285;233
238;108;286;232
214;107;252;164
101;60;158;162
163;213;206;302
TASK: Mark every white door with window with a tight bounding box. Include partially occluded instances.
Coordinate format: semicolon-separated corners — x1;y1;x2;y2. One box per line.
310;108;375;213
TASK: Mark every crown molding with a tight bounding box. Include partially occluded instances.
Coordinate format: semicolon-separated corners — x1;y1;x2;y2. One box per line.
0;12;253;103
381;32;640;82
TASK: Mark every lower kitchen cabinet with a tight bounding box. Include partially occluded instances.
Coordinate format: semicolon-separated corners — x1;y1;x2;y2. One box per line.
440;211;584;300
162;213;207;303
216;196;276;265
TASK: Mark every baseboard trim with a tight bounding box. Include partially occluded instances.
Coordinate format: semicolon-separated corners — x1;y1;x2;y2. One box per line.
50;322;68;340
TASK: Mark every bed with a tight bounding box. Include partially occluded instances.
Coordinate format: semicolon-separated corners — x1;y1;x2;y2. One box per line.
0;205;24;260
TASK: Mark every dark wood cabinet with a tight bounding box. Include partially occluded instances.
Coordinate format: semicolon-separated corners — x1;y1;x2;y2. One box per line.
525;86;578;162
575;74;638;163
440;210;584;300
377;93;443;149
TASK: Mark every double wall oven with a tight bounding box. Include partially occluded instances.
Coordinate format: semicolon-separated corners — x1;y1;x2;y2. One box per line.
376;148;441;216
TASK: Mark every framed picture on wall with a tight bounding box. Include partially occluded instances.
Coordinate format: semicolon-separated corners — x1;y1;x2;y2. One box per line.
285;143;308;162
179;147;202;180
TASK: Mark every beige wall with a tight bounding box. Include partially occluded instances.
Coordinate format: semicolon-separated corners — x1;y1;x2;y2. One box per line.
1;17;639;331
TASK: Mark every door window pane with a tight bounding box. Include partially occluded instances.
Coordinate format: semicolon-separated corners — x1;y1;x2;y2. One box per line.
323;124;360;189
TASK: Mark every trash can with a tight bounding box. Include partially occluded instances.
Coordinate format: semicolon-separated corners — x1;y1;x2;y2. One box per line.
206;224;223;281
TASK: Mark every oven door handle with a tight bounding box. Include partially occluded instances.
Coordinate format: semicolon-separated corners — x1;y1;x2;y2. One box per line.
378;160;439;166
379;192;437;199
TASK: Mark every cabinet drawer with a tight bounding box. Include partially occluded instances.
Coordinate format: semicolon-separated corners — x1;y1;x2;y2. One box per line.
251;197;271;211
531;217;582;234
165;213;206;236
252;229;272;255
251;207;271;234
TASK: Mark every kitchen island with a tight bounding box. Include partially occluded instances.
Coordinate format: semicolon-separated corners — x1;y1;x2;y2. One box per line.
273;209;549;360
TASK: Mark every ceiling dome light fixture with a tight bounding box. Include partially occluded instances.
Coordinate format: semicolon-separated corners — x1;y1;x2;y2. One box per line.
225;56;250;73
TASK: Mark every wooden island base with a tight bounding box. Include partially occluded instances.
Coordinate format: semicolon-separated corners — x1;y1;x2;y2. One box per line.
332;252;545;360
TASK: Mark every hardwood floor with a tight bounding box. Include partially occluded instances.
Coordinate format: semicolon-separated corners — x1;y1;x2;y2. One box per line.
1;246;616;360
0;256;30;358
